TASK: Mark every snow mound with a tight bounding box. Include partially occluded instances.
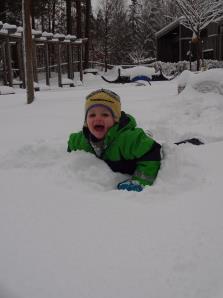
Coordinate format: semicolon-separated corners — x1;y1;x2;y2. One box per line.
63;151;128;191
0;141;127;192
121;66;156;80
0;86;15;95
153;142;207;195
0;139;208;195
178;69;223;95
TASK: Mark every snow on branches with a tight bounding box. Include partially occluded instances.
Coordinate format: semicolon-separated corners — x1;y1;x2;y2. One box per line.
176;0;223;36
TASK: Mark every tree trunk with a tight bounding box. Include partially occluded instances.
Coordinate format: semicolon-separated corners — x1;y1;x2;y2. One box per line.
104;6;108;72
31;0;35;28
84;0;91;69
66;0;72;78
0;0;7;22
76;0;82;38
52;0;56;34
22;0;35;104
192;33;201;71
41;15;45;32
196;37;201;71
48;2;51;32
66;0;72;34
76;0;82;72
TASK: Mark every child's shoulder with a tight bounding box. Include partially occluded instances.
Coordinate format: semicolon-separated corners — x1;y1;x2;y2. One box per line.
118;112;154;141
68;130;91;151
68;130;83;140
123;126;153;141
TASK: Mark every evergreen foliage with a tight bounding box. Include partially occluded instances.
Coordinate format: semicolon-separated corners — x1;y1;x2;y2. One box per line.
0;0;197;66
108;0;131;64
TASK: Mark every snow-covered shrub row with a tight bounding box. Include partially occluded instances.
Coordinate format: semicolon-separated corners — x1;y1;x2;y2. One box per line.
150;60;223;76
204;60;223;69
152;61;189;76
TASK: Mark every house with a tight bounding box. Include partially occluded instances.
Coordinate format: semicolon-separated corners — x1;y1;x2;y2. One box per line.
155;17;223;62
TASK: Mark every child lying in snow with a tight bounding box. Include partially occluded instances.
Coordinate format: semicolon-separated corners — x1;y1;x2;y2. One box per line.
67;89;161;192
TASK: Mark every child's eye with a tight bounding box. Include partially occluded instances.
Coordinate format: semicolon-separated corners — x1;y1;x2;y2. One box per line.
102;113;109;117
88;113;96;118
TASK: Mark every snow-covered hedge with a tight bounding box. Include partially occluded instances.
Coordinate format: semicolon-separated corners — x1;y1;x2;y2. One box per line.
150;60;223;77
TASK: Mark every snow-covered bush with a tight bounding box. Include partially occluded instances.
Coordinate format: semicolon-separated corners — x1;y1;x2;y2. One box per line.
205;60;223;69
150;60;223;77
177;68;223;95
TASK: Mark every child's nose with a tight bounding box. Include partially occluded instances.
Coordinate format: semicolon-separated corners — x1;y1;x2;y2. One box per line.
95;114;103;120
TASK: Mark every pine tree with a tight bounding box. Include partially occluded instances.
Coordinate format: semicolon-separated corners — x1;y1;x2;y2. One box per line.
145;0;165;55
1;0;22;25
128;0;142;48
128;0;165;63
93;0;114;70
163;0;179;25
109;0;130;64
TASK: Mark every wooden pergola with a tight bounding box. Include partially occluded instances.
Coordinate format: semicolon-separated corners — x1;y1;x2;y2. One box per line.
0;21;88;89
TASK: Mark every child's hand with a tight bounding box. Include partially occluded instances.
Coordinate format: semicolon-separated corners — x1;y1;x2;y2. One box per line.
117;179;143;192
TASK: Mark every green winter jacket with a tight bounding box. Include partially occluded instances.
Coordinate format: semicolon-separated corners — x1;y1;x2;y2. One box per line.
67;112;161;186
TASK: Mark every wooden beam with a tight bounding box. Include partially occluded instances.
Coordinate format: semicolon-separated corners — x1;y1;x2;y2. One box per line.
44;42;50;86
57;42;62;87
22;0;35;104
5;37;13;86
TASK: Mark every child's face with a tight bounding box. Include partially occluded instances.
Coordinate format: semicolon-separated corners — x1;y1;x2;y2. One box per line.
86;106;115;140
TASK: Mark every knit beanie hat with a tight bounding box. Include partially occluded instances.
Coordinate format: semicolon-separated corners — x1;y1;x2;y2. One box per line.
85;89;121;123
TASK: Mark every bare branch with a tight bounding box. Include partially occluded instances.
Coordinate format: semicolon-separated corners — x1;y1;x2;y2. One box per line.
176;0;223;35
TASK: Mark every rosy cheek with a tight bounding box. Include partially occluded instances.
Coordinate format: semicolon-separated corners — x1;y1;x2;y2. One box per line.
86;119;92;127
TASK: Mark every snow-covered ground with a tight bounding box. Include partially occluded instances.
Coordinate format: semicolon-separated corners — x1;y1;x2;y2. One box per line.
0;70;223;298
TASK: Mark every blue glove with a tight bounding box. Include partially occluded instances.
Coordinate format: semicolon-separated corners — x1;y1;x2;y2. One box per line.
117;179;144;192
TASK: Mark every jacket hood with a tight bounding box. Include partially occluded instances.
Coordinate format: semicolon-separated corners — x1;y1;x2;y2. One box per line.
117;111;136;131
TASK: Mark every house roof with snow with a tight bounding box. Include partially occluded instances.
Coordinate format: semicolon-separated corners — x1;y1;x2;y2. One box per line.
156;15;223;39
155;17;185;38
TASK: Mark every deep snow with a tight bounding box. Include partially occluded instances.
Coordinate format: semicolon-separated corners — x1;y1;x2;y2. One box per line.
0;70;223;298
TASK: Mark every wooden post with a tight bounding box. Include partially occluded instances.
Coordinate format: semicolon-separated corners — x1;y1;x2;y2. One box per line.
79;43;83;82
57;42;62;87
219;25;223;60
48;43;51;78
17;40;25;88
196;38;201;71
5;37;13;87
179;24;182;61
67;43;73;79
220;30;223;60
22;0;35;104
76;0;82;72
44;42;50;86
1;41;8;85
76;0;82;38
84;0;90;69
32;41;38;83
189;41;192;71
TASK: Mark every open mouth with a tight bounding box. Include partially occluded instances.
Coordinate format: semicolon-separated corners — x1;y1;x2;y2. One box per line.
94;124;105;132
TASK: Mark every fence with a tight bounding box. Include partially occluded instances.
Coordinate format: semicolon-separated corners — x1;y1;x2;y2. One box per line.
0;21;88;89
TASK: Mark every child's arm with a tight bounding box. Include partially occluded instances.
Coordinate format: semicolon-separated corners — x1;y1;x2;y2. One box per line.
118;129;161;190
132;141;161;186
67;131;92;153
